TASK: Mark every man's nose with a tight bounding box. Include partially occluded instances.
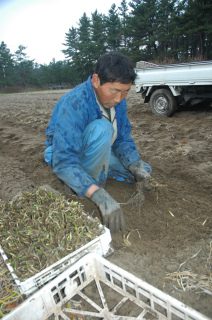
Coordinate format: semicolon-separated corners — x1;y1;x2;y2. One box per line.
114;92;122;103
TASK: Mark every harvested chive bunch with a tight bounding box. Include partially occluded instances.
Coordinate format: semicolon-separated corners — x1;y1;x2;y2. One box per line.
0;188;103;281
0;256;23;318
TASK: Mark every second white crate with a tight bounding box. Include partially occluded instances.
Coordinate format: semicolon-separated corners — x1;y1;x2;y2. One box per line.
3;252;210;320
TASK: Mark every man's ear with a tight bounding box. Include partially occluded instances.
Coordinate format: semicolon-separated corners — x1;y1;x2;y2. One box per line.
92;74;100;89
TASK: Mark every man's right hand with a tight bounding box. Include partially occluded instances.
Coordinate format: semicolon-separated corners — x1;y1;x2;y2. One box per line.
90;188;125;233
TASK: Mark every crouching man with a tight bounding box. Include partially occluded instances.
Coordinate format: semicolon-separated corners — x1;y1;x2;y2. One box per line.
44;51;151;233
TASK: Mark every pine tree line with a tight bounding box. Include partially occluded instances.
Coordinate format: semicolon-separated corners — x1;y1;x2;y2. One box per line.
1;0;212;90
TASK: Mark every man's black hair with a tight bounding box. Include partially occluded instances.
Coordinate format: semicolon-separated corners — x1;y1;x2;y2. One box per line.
94;51;136;85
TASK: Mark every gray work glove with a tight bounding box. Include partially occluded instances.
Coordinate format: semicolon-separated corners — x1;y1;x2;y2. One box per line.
129;161;152;190
90;188;125;234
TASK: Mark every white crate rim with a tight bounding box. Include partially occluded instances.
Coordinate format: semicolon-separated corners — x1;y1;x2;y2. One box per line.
2;252;210;320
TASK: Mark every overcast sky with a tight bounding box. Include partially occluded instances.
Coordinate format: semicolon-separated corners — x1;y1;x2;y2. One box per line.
0;0;123;65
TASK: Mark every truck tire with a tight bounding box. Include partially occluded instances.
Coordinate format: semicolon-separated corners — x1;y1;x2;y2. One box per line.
149;89;177;116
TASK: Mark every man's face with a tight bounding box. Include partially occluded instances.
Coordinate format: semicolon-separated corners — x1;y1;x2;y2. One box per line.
92;74;131;109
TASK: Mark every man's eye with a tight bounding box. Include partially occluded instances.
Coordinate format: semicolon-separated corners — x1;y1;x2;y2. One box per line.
111;90;128;95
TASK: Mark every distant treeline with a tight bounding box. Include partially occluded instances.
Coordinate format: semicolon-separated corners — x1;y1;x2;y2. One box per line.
1;0;212;90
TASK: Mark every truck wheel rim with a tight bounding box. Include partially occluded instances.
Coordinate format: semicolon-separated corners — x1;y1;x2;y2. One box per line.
155;96;168;113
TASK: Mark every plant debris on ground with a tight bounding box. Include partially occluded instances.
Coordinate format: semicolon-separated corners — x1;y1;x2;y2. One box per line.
165;242;212;296
0;187;103;281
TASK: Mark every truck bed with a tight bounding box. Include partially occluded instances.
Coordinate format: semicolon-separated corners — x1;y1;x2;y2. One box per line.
135;60;212;91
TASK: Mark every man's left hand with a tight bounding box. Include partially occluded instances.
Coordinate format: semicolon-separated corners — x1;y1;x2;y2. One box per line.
129;161;152;190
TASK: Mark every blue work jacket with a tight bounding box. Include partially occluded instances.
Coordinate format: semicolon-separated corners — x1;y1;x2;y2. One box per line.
45;76;140;196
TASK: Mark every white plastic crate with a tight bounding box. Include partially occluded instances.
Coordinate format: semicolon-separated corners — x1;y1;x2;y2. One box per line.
3;252;210;320
0;227;112;296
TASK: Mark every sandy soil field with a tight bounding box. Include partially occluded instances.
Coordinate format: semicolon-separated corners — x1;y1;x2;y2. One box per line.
0;87;211;318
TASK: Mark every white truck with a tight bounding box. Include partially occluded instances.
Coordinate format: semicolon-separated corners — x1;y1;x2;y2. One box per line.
135;60;212;116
